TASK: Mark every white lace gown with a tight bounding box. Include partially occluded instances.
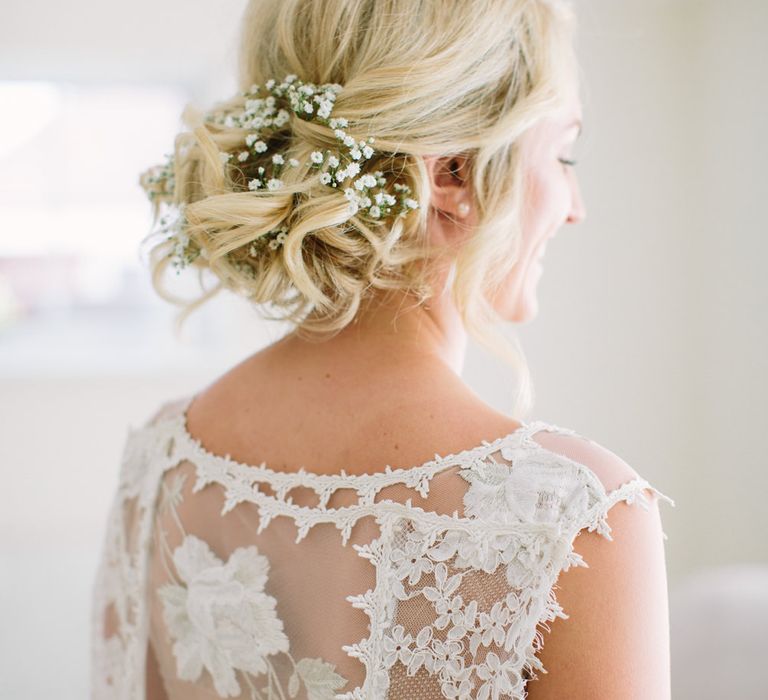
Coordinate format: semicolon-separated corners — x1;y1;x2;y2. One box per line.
90;394;673;700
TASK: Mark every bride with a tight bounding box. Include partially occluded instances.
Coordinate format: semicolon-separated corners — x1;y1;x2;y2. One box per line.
92;0;674;698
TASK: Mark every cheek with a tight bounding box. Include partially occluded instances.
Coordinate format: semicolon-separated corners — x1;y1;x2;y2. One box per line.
522;168;569;248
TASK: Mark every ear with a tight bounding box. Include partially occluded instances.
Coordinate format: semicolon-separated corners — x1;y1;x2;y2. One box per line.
423;154;473;220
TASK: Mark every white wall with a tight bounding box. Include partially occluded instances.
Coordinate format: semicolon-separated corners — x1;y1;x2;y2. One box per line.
1;0;766;697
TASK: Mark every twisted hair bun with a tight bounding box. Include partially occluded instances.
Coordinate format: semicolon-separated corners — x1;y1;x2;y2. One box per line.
140;0;578;414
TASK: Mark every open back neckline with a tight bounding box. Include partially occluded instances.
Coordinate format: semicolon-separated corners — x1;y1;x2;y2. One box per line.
173;393;548;485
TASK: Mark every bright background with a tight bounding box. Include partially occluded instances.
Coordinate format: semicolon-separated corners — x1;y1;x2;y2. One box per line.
1;0;767;697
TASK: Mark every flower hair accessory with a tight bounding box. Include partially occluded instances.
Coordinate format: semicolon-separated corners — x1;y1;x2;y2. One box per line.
141;74;420;272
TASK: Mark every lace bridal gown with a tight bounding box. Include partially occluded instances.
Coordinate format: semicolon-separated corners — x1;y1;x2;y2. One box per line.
90;394;673;700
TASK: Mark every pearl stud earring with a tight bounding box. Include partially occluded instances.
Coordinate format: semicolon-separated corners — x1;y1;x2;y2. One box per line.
457;201;470;218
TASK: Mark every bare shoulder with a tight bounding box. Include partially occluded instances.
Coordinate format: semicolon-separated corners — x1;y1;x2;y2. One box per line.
525;429;671;699
531;427;642;492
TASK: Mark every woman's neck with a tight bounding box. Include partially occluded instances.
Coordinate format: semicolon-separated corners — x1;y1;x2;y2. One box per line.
283;285;468;378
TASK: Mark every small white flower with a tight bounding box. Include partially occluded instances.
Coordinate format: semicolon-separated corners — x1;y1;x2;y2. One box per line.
319;172;332;185
350;147;362;160
219;152;232;164
266;178;283;190
245;134;259;147
337;117;349;128
254;140;268;153
237;151;249;162
248;179;262;190
333;129;346;140
343;135;356;147
347;201;359;216
285;74;297;83
288;158;300;168
354;177;367;191
382;625;414;668
335;168;348;182
265;79;275;89
272;154;285;165
310;151;324;164
361;174;377;188
265;96;276;108
303;102;314;114
346;162;361;178
274;109;290;127
327;155;340;168
404;198;419;209
369;205;381;218
258;166;265;175
317;101;332;119
362;145;374;159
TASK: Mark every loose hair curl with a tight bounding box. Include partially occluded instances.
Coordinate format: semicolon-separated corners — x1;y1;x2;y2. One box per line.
142;0;578;418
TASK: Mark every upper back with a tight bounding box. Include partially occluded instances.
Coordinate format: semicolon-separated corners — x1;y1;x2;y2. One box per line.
91;368;673;699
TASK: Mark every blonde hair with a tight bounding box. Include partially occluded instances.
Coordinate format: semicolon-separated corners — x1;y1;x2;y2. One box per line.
142;0;578;418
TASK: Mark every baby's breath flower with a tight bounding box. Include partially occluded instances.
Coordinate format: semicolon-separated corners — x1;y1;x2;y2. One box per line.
346;162;361;178
184;73;422;257
219;152;232;164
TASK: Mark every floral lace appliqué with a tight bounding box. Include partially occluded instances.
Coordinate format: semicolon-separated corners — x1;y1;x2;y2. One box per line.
156;474;346;699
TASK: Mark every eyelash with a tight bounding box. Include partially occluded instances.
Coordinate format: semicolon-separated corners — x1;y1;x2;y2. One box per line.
559;157;577;167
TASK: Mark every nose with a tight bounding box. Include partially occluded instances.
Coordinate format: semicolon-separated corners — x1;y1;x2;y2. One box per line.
566;170;586;225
